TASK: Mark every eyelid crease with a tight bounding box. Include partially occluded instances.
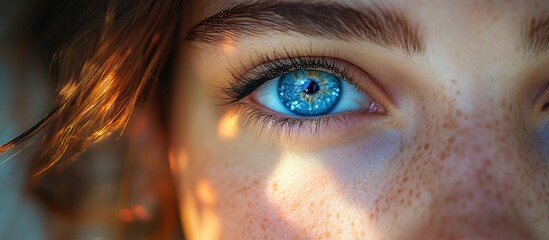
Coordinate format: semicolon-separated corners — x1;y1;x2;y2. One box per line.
534;82;549;110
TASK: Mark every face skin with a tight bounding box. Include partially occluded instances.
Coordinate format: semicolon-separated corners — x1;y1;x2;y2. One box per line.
170;0;549;239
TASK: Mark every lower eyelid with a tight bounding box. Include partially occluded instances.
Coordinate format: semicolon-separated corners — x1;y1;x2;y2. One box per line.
233;102;389;143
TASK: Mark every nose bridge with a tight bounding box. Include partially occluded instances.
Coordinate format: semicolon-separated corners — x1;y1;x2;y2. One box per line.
394;87;543;238
430;95;519;199
425;58;522;189
410;93;547;237
439;117;510;197
413;85;536;226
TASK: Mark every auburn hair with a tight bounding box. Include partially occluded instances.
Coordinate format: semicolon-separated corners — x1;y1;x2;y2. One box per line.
0;0;184;176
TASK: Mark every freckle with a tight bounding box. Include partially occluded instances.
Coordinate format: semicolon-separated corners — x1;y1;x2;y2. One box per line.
439;152;448;161
423;143;430;150
451;79;457;84
272;183;279;192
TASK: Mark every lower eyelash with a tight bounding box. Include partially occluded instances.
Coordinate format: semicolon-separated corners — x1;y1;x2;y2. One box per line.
235;102;354;141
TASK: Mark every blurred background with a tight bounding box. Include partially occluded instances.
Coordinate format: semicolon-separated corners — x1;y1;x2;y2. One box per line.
0;1;183;239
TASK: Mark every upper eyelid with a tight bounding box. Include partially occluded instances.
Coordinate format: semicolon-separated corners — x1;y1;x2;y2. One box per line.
248;57;354;83
228;47;343;78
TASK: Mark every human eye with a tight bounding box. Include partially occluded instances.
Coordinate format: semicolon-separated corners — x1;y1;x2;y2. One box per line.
256;67;377;116
218;53;392;139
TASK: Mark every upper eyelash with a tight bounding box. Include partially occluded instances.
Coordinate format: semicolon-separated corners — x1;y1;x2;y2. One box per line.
218;50;359;105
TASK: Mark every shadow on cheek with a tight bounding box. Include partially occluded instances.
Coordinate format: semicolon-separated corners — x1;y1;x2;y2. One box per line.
256;129;401;238
538;121;549;159
324;129;401;179
183;108;402;238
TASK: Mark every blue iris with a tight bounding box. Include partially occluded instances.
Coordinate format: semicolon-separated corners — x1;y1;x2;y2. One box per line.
278;69;342;116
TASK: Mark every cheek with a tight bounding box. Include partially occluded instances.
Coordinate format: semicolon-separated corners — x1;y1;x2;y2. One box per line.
176;126;403;239
174;134;287;239
264;155;375;239
263;130;401;239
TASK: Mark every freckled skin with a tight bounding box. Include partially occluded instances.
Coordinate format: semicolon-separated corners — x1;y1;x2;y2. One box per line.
172;0;549;239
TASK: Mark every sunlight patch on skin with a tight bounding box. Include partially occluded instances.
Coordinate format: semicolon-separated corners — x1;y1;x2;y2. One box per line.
222;36;236;55
182;179;221;240
176;148;221;240
217;110;240;139
265;151;380;239
197;179;218;205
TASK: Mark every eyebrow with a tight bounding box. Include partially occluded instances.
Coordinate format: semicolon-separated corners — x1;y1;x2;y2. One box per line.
185;1;425;55
523;15;549;56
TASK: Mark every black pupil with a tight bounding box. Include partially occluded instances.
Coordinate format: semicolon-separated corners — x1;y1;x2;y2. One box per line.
303;80;320;94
